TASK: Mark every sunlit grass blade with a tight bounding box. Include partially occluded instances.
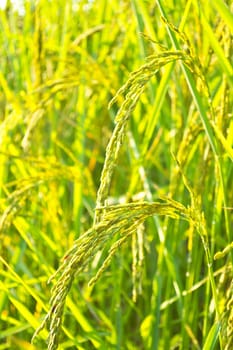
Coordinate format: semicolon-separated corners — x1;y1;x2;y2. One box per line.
212;0;233;32
196;7;233;88
203;322;221;350
156;0;219;156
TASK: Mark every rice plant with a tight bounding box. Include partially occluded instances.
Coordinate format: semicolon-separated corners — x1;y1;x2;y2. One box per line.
0;1;232;349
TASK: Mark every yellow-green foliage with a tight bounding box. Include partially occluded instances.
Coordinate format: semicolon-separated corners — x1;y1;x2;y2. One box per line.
0;1;232;349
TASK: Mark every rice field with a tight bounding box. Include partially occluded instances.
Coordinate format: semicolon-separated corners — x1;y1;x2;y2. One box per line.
0;1;233;349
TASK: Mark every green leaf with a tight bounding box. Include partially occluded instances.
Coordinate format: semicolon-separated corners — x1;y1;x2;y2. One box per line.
203;322;221;350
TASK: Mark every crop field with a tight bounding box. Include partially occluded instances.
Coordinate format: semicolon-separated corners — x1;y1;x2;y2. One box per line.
0;0;233;349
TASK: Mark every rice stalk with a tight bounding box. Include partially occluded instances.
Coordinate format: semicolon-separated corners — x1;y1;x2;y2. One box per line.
94;48;193;224
1;2;230;348
31;26;226;346
32;198;189;349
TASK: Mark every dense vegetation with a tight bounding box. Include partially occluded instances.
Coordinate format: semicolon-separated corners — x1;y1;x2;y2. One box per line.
0;0;232;349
